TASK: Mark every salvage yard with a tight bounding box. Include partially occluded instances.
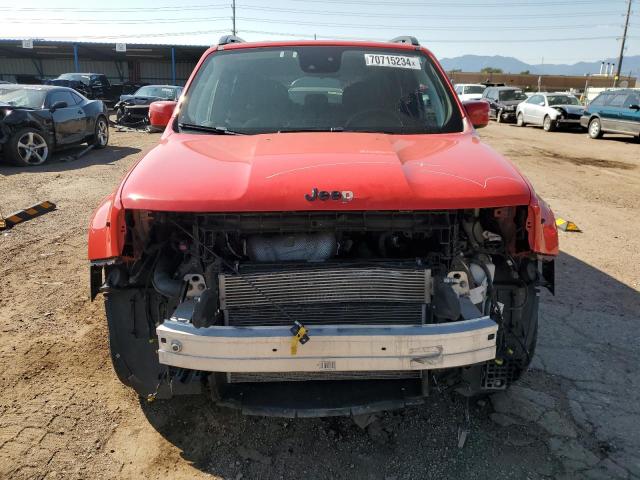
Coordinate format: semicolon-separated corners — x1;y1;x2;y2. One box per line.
0;124;639;479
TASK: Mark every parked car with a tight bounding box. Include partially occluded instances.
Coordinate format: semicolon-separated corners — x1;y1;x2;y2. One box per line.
88;36;558;416
580;89;640;140
516;92;585;131
454;83;486;101
114;85;183;126
47;73;119;105
0;85;108;166
482;86;528;123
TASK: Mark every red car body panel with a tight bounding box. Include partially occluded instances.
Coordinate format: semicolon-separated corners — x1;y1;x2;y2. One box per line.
527;195;560;256
119;131;531;212
88;39;558;261
87;192;126;261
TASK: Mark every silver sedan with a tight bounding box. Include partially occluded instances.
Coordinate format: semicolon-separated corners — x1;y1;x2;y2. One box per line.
516;93;585;132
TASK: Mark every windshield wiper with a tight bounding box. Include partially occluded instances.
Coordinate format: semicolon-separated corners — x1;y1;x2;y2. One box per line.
178;123;245;135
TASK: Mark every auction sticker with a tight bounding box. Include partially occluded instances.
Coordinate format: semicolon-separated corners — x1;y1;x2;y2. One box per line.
365;54;421;70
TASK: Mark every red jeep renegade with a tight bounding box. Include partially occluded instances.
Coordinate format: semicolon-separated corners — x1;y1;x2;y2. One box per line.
88;36;558;417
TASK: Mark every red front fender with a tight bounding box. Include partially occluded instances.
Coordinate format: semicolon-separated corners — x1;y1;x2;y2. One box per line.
527;195;559;256
88;192;126;261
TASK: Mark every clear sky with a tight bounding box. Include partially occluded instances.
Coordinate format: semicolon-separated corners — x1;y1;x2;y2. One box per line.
1;0;638;64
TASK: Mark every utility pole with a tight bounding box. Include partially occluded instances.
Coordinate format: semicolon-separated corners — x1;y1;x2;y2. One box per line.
232;0;237;36
614;0;632;87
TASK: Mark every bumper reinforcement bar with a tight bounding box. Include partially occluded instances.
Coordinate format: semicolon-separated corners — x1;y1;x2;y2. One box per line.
156;317;498;373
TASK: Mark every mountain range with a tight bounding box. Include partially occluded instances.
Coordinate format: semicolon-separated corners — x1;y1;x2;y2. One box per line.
439;55;640;78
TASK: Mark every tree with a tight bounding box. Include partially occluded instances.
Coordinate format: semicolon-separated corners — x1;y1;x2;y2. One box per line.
480;67;503;74
520;70;531;75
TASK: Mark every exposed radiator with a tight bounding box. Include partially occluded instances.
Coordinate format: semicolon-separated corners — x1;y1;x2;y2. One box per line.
219;266;431;326
227;370;422;383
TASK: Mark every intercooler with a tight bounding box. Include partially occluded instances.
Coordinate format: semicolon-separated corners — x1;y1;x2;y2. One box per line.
219;266;432;327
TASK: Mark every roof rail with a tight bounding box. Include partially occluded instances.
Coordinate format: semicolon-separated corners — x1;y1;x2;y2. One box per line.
389;36;420;46
218;35;245;46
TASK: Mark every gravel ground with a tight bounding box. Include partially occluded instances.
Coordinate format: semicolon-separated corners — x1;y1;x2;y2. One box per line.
0;123;638;479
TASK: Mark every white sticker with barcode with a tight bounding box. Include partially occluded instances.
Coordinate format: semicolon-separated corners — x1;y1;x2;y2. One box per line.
365;54;421;70
318;360;336;370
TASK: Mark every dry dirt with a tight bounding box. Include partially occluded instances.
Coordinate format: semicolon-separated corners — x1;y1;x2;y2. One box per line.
0;123;639;480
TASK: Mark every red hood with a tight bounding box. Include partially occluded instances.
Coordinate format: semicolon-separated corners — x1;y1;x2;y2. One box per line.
120;131;531;211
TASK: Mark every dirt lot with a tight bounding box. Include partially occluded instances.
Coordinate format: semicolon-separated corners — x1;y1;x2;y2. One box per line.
0;123;639;480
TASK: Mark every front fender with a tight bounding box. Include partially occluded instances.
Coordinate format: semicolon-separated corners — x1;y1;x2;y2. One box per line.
88;192;126;261
527;194;559;256
548;108;563;120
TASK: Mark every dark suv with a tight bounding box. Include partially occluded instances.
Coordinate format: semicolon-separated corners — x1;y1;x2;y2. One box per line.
482;86;528;123
47;73;119;105
580;89;640;140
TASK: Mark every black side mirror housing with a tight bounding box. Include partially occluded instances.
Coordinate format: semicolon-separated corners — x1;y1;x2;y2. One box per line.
50;101;68;112
629;104;640;111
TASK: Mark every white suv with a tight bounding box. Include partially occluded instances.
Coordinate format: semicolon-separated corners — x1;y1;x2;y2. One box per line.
454;83;486;101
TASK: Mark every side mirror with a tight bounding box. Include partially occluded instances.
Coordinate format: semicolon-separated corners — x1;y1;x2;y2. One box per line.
149;100;178;131
630;104;640;111
463;100;490;129
50;101;67;112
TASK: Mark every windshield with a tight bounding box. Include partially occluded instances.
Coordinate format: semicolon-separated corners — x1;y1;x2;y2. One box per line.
547;95;581;106
499;90;527;101
0;88;46;109
179;46;462;135
465;85;485;94
134;85;181;100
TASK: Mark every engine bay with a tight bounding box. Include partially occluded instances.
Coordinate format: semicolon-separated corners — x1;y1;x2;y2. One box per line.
97;208;546;401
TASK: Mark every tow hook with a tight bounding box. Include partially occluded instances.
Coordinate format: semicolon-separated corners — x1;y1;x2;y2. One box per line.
289;321;310;355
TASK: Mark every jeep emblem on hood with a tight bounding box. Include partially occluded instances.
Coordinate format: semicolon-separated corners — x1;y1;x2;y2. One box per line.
305;188;354;202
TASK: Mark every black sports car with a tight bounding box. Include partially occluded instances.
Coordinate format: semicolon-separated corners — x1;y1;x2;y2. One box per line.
114;85;182;126
0;85;109;166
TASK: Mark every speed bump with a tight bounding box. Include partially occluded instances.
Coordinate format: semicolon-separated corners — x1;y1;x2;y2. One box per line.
556;218;581;232
0;201;56;230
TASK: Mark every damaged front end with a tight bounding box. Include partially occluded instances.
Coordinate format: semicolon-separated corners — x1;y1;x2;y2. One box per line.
90;206;555;417
114;98;152;127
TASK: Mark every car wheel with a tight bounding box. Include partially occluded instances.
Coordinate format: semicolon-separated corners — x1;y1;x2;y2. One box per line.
543;115;556;132
588;117;603;139
90;116;109;149
496;109;503;123
516;113;526;127
5;128;50;166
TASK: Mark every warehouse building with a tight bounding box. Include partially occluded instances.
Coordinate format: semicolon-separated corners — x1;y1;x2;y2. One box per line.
448;71;638;92
0;39;208;85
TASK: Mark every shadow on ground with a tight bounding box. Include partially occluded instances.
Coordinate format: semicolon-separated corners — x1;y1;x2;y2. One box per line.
137;251;639;479
0;144;140;175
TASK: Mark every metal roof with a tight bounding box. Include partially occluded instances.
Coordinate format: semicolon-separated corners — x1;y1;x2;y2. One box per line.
0;39;208;62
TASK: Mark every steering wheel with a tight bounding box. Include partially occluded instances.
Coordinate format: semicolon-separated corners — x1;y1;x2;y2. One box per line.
344;109;403;130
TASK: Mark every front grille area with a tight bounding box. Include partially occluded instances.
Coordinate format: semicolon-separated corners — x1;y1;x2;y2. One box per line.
225;303;424;326
219;266;430;326
228;371;422;383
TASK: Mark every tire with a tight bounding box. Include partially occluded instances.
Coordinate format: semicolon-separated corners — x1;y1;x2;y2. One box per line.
89;115;109;149
496;109;503;123
588;117;603;139
543;115;556;132
4;127;50;166
516;113;526;127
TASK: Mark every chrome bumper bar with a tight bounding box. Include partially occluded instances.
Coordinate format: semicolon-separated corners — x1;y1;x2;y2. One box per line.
156;317;498;373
